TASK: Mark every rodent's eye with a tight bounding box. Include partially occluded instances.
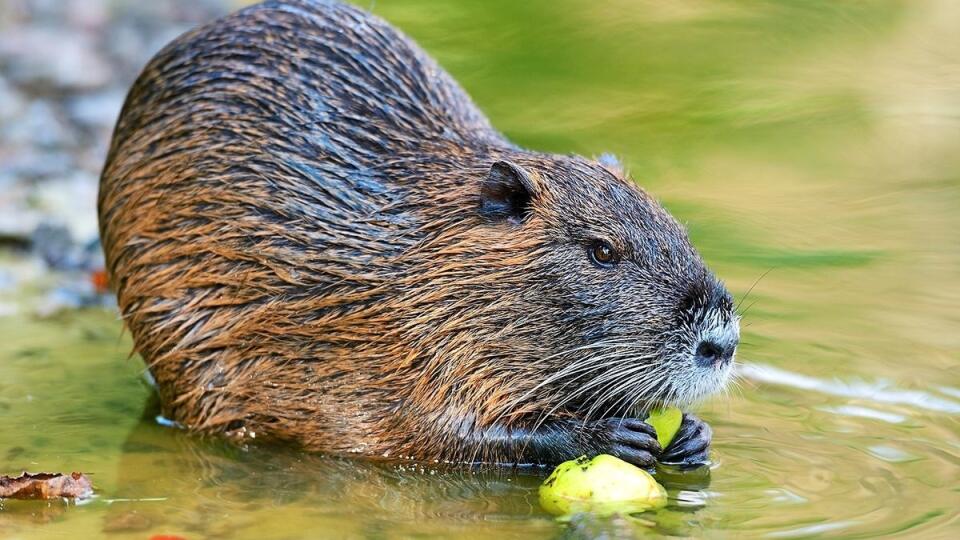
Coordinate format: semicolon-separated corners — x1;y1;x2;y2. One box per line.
588;240;619;268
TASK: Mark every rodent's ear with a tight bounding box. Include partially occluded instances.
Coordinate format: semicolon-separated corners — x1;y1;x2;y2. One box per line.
479;161;536;224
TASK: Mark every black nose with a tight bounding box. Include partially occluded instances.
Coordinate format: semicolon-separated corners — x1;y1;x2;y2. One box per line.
695;340;734;368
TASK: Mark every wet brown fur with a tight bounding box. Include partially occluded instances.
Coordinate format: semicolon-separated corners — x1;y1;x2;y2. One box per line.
99;0;735;464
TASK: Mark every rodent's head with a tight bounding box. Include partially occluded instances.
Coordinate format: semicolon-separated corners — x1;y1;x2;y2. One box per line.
477;154;739;418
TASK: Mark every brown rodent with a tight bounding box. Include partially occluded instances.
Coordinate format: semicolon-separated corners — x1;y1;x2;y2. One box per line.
98;0;739;468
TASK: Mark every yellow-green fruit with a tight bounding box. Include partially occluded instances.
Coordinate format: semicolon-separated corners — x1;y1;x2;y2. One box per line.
538;454;667;516
646;406;683;448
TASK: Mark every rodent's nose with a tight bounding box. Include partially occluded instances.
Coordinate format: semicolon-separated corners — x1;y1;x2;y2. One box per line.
694;339;735;368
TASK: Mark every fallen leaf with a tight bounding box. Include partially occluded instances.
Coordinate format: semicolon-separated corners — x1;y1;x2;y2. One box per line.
0;472;93;500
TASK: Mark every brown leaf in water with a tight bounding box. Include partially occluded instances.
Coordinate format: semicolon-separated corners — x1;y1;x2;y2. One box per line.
0;472;94;500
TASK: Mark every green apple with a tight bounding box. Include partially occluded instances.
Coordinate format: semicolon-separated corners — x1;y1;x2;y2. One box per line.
646;406;683;448
538;454;667;516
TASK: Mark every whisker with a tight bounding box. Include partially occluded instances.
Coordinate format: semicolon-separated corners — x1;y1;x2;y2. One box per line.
479;340;657;454
527;363;660;435
736;266;774;313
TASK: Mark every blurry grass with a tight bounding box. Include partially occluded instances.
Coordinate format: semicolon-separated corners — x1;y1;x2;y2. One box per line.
732;249;878;269
357;0;905;163
666;199;881;271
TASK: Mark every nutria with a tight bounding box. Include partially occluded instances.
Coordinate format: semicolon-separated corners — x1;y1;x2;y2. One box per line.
98;0;739;468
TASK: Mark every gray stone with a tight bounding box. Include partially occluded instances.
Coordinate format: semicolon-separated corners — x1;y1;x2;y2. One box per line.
0;27;111;90
0;75;24;122
2;99;74;149
0;199;40;244
0;149;74;181
30;170;100;243
66;90;126;130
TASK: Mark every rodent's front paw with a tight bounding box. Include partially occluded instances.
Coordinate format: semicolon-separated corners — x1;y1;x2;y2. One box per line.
589;418;661;469
659;413;711;466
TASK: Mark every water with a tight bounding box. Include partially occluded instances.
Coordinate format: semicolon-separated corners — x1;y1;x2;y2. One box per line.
2;0;959;538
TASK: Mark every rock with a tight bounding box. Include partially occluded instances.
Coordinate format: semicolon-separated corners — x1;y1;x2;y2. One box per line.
0;75;24;122
0;212;38;245
30;223;75;269
0;149;74;181
66;90;125;130
1;99;74;149
35;285;93;318
30;223;103;272
30;171;100;244
0;27;111;91
0;181;39;244
64;0;109;31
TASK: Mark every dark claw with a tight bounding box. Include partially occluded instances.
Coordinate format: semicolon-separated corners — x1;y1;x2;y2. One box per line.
660;413;712;466
596;417;661;469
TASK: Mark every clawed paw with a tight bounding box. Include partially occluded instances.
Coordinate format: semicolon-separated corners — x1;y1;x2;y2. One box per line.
589;417;661;469
659;413;711;466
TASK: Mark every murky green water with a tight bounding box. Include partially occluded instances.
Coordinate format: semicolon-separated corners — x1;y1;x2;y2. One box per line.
2;0;959;538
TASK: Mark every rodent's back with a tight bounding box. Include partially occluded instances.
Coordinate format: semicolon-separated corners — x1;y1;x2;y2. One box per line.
104;0;502;164
99;0;520;451
100;0;505;280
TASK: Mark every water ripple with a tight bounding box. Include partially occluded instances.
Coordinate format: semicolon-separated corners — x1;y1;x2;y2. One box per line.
738;363;960;414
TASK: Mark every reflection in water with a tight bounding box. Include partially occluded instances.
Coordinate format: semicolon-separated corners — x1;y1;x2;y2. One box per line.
98;402;714;538
819;405;906;425
740;363;960;414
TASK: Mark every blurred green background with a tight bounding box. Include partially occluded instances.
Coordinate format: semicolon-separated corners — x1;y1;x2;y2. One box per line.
1;0;958;538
